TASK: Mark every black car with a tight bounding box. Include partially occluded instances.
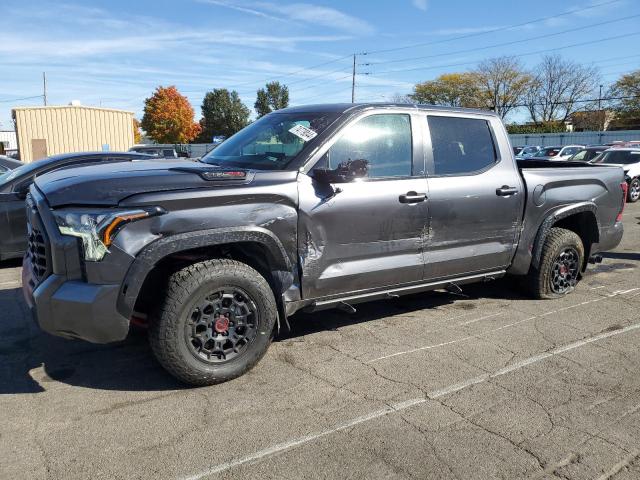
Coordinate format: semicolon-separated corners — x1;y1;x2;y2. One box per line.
0;151;154;260
0;155;23;173
567;146;608;163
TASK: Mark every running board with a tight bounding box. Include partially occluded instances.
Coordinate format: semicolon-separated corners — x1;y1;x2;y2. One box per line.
306;270;506;312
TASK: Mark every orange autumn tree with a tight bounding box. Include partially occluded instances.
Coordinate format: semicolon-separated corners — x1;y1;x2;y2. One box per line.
141;86;201;143
132;118;142;144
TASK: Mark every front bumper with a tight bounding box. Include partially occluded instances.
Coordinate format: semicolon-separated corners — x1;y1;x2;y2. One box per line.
23;187;134;344
24;257;129;343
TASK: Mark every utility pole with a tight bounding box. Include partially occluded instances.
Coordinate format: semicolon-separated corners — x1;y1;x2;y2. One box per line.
598;84;603;131
598;84;603;110
351;54;356;103
43;72;47;106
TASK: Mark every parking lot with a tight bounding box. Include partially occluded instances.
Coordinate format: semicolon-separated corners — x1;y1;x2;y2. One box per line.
0;202;638;480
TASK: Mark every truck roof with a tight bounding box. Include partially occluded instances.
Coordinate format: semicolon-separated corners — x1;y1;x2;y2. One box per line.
277;103;499;117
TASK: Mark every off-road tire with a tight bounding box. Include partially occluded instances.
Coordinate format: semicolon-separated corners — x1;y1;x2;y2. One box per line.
149;259;277;386
525;227;584;300
628;177;640;203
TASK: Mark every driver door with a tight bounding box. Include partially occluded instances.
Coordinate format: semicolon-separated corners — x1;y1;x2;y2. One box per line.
297;112;429;299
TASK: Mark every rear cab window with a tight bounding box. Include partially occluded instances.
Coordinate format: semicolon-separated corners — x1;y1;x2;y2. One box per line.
426;115;498;176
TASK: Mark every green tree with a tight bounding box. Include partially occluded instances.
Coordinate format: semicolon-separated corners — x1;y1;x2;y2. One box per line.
141;86;201;143
198;88;251;141
254;81;289;117
410;73;482;108
611;69;640;127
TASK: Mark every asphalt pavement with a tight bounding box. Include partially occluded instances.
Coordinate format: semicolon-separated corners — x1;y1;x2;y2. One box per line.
1;202;639;480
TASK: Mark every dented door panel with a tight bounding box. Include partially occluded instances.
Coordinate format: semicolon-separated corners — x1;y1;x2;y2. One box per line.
297;173;428;299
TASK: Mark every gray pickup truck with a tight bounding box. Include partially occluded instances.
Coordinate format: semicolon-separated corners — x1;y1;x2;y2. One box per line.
23;103;626;385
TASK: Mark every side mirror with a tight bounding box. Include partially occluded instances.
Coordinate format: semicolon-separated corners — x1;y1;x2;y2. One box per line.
15;183;30;200
311;159;369;184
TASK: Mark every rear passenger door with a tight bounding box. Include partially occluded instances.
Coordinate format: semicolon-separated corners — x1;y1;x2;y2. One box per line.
423;113;523;280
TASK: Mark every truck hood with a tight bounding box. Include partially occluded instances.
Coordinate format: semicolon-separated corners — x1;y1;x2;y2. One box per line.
35;160;256;207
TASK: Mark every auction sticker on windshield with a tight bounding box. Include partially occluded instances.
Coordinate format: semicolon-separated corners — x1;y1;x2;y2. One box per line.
289;124;318;142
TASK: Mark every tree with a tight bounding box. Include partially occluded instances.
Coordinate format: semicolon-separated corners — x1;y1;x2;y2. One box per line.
141;86;201;143
525;55;599;126
610;69;640;127
198;88;250;141
410;73;482;107
475;56;533;119
254;81;289;117
132;118;142;144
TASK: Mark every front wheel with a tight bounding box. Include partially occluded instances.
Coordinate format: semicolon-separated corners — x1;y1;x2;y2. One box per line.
628;177;640;203
525;227;584;299
149;259;277;386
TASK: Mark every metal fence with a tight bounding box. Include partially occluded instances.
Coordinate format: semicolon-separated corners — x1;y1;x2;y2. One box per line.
509;130;640;146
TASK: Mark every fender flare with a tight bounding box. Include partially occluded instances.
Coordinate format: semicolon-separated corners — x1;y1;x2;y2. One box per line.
531;202;599;269
116;227;294;319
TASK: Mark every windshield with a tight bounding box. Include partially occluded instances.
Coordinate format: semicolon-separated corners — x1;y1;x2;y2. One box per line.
523;147;538;154
201;112;338;170
534;147;561;157
562;147;582;156
599;150;640;165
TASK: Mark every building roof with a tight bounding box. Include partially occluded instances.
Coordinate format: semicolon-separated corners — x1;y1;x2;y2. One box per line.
12;104;134;115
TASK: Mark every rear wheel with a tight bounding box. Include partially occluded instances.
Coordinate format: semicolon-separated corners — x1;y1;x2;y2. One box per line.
526;227;584;299
628;177;640;203
149;259;277;386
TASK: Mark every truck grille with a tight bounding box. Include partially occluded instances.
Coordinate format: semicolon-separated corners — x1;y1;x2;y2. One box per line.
25;194;52;288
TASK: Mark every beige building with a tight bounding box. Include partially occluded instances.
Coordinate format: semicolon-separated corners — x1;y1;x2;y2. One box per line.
12;105;135;163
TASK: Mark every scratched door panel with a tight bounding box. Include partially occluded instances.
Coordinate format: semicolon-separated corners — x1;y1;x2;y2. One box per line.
423;114;523;280
297;173;428;299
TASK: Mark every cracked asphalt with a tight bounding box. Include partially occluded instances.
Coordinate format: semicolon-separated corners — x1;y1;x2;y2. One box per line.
1;203;640;480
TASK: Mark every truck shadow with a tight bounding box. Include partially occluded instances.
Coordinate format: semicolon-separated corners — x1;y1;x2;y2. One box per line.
0;279;526;394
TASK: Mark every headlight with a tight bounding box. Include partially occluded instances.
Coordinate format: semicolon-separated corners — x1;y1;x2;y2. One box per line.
53;207;165;261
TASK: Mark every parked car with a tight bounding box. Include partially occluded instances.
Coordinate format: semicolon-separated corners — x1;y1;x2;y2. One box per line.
567;145;608;163
610;141;640;149
0;155;23;172
129;145;180;159
0;151;154;260
554;145;585;160
23;103;626;385
531;146;563;160
592;148;640;202
515;146;541;159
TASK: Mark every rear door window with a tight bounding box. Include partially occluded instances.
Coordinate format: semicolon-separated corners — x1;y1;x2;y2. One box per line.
427;116;497;175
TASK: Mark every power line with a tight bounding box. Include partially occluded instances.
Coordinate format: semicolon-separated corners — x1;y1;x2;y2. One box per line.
361;14;640;67
361;0;624;56
368;31;640;76
225;54;354;90
0;95;45;103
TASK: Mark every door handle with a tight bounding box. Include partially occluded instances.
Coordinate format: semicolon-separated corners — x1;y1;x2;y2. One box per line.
399;192;427;203
496;186;518;196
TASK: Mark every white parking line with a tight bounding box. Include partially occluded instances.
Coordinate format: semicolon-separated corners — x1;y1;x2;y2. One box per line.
179;322;640;480
367;288;640;363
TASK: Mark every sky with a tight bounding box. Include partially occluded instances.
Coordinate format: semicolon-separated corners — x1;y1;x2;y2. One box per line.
1;0;639;129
